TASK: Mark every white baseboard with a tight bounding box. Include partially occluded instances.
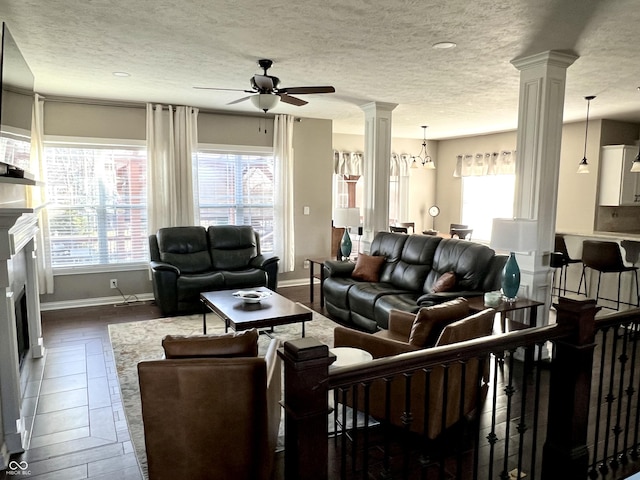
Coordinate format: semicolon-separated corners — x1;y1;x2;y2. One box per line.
40;293;155;311
40;278;311;311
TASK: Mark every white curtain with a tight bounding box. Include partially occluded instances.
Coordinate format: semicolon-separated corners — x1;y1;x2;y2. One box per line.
29;94;54;294
457;150;516;177
391;153;411;221
334;150;363;175
146;104;199;234
273;114;295;272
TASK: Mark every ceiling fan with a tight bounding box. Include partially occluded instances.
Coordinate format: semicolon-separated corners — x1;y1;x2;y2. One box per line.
194;59;335;112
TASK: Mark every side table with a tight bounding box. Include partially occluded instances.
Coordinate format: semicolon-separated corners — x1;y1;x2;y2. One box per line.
467;295;544;332
306;257;331;307
467;296;544;364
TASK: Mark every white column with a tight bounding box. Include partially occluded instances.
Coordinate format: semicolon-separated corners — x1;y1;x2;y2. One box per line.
510;51;578;325
360;102;397;253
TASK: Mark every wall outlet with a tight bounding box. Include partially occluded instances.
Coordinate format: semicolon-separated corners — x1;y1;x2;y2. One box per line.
110;279;118;289
303;260;310;269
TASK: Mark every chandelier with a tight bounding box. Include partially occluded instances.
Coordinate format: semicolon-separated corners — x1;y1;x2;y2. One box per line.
410;125;435;170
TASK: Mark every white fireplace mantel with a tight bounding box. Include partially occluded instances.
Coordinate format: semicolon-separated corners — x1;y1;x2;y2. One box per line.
0;206;45;467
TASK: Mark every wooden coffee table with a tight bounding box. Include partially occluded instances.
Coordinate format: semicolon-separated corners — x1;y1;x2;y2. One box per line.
200;288;313;337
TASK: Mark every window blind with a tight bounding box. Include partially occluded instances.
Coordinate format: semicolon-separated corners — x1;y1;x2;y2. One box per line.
196;151;274;252
44;146;148;268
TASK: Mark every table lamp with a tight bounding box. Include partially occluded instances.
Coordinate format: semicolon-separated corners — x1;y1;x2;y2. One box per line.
333;208;361;260
490;218;537;301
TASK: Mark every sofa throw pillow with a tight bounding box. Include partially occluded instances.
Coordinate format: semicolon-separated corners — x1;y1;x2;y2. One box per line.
351;254;386;282
431;271;456;293
162;329;258;359
435;308;496;347
408;297;469;347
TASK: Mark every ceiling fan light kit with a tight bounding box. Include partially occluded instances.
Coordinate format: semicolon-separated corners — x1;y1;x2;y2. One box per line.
250;93;280;113
195;58;335;113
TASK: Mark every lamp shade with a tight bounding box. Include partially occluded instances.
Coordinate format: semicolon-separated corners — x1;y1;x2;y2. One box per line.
490;218;537;253
250;93;280;112
333;208;360;228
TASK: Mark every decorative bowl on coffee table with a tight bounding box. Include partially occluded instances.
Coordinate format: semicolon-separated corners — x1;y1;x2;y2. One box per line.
232;290;272;304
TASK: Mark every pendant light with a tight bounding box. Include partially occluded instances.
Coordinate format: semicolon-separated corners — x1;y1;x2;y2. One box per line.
631;145;640;172
577;95;596;174
410;126;435;169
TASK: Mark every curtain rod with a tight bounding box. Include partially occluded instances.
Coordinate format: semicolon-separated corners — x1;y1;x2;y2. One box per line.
40;93;279;119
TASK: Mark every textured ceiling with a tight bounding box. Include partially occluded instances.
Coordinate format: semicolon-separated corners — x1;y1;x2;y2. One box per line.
1;0;640;139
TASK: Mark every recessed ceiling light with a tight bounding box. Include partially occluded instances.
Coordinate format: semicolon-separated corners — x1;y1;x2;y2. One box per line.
112;71;130;77
432;41;457;49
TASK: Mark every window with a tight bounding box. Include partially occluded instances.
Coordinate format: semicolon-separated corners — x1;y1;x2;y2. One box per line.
44;144;148;269
461;174;515;241
0;129;31;170
195;148;274;252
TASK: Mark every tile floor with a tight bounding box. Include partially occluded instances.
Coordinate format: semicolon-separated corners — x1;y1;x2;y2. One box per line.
6;302;162;480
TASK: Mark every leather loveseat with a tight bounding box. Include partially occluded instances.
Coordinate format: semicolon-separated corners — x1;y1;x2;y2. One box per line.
149;225;279;316
323;232;506;332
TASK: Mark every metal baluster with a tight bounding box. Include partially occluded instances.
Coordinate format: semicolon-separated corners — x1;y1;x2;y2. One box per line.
439;365;449;480
362;381;371;480
455;361;467;479
420;367;433;475
516;349;530;479
472;353;489;480
612;324;630;470
401;372;414;479
340;387;348;479
529;341;545;479
351;383;359;473
632;319;640;461
381;377;393;479
601;327;620;476
590;327;609;478
500;349;516;480
621;320;638;466
487;353;500;479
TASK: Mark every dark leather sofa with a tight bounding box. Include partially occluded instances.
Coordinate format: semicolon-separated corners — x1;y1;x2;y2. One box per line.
149;225;279;316
323;232;506;332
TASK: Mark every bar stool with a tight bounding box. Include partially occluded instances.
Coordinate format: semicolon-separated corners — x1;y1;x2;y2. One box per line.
555;234;582;294
550;252;565;298
579;240;640;310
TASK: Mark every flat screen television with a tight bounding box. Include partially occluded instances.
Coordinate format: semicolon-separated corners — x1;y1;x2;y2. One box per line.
0;22;34;170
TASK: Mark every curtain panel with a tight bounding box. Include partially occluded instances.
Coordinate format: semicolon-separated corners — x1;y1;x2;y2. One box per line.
30;94;54;294
146;104;199;233
273;114;295;273
455;150;516;177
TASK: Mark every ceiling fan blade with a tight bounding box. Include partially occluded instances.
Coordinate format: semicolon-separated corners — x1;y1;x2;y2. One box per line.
278;94;308;106
253;75;274;90
227;96;252;105
278;86;335;95
193;86;251;92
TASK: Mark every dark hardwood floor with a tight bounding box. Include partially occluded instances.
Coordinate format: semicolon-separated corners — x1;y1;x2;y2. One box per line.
8;284;638;479
3;285;316;480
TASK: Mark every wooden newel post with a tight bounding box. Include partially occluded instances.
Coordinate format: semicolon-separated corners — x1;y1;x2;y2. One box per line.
279;338;335;480
542;296;599;478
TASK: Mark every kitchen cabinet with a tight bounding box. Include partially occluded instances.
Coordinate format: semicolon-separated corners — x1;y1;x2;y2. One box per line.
598;145;640;206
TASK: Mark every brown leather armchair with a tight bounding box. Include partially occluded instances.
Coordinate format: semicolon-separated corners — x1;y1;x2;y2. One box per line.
334;299;495;439
137;329;281;480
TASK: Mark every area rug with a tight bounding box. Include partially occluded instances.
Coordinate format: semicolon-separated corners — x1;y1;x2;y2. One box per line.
108;306;338;479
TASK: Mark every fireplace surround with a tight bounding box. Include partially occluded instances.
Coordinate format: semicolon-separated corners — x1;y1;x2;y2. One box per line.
0;206;45;469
